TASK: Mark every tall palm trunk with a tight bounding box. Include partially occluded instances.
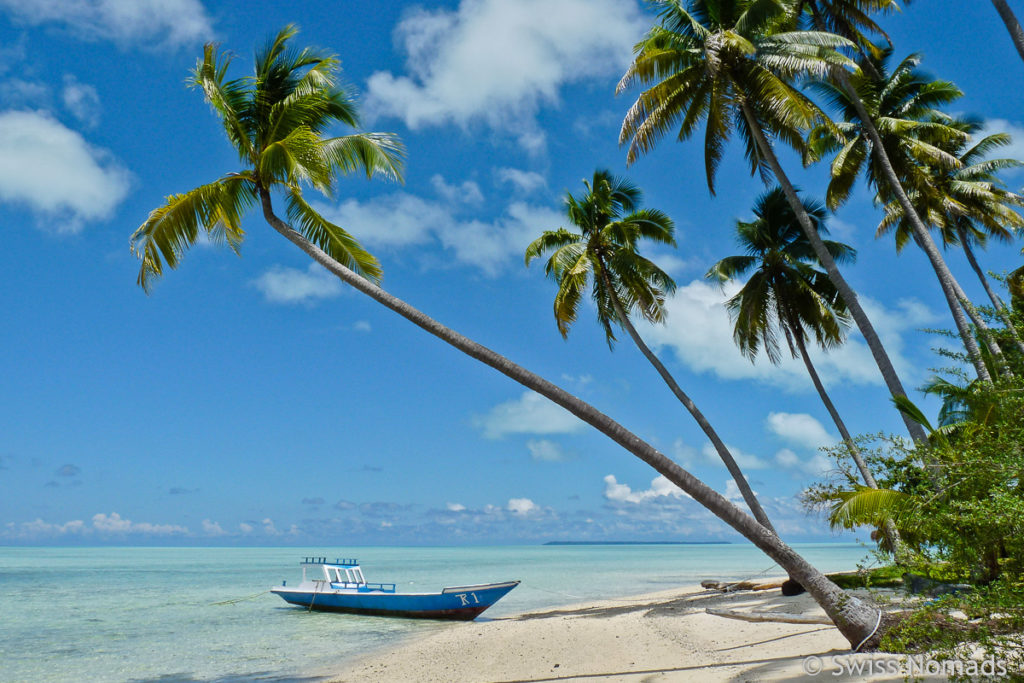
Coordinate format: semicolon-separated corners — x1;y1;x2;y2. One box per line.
825;68;995;382
992;0;1024;65
803;4;995;381
257;187;884;647
958;227;1024;358
789;323;906;556
789;325;876;487
948;272;1010;375
737;101;928;444
596;266;777;532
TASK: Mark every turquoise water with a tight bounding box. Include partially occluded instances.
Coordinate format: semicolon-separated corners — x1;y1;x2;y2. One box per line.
0;544;873;682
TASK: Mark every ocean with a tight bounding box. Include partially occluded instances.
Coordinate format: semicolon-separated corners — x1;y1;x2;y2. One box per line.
0;544;874;682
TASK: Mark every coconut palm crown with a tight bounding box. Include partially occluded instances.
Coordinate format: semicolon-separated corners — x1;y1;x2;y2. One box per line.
618;0;853;193
525;170;676;345
807;50;966;211
707;187;855;365
131;25;404;291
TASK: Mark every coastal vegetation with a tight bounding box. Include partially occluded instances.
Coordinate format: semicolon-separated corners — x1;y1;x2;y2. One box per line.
132;0;1023;664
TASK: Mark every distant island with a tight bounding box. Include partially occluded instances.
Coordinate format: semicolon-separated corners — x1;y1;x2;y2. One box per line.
543;541;731;546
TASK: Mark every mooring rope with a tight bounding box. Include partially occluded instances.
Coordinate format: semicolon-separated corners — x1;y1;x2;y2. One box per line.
211;590;271;606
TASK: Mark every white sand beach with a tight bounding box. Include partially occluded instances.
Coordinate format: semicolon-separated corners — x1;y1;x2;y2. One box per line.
330;582;926;682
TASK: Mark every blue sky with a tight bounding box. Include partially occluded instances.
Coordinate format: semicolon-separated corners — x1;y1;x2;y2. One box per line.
1;0;1021;546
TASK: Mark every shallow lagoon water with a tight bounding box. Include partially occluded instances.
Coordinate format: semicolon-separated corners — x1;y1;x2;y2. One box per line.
0;544;874;682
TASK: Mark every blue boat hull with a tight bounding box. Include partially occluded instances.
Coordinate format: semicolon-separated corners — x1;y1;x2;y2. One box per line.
271;581;519;620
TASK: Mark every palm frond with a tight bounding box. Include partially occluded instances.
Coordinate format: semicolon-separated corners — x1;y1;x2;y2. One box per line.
284;189;382;282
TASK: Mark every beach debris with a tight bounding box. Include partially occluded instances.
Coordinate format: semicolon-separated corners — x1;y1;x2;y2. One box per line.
700;579;785;592
705;607;834;625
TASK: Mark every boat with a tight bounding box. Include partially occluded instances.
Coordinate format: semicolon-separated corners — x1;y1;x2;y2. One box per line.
271;556;520;620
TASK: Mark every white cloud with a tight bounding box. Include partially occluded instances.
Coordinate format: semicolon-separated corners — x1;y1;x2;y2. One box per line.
774;447;832;477
0;0;214;49
262;518;279;535
603;474;691;504
0;79;50;108
638;279;933;391
496;167;547;193
91;512;187;535
352;320;372;333
318;192;562;275
252;264;343;304
446;502;466;512
201;519;226;536
525;438;570;461
238;522;254;534
475;391;584;439
765;412;836;451
978;118;1024;174
62;75;101;127
507;497;538;515
723;478;755;503
700;442;770;470
431;174;483;204
365;0;644;150
0;110;131;232
775;448;801;468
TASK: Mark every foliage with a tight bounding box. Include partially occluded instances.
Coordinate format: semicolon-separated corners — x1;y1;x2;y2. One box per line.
130;25;404;291
524;170;676;345
879;580;1024;680
806;378;1024;584
706;186;855;364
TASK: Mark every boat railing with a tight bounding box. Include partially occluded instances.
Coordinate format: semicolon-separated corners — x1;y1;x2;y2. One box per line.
327;581;395;592
301;556;358;566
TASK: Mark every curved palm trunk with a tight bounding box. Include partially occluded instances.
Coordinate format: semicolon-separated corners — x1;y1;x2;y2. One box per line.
959;228;1024;358
257;187;883;647
597;267;777;533
824;68;994;383
737;102;928;444
991;0;1024;65
790;326;906;557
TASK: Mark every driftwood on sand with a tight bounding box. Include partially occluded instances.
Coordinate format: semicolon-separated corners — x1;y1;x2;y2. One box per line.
705;607;834;625
700;579;785;592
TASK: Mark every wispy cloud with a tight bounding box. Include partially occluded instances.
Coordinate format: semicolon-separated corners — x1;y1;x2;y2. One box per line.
475;391;585;439
251;264;343;305
317;186;562;275
62;75;101;127
0;0;215;49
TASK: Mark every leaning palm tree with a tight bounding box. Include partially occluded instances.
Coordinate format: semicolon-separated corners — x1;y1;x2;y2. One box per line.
525;171;776;532
133;26;885;646
807;51;1001;381
877;117;1024;358
617;0;928;443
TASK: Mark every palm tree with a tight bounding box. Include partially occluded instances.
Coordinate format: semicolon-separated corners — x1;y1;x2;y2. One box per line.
807;51;1001;381
708;187;907;554
525;171;776;532
991;0;1024;66
877;117;1024;359
133;26;885;646
706;188;879;484
617;0;929;443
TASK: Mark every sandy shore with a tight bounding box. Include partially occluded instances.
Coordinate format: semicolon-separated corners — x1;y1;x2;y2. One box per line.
329;581;925;682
